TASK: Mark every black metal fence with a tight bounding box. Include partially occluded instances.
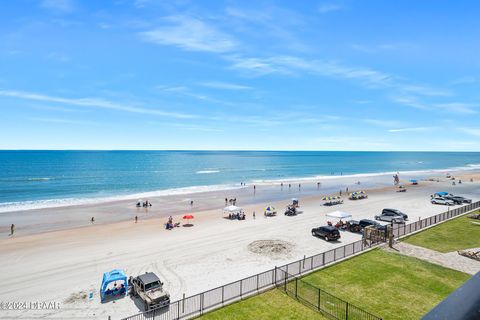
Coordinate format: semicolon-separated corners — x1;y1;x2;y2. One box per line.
276;268;382;320
121;201;480;320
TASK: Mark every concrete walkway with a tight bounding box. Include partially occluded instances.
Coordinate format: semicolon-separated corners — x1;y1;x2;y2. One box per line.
385;242;480;275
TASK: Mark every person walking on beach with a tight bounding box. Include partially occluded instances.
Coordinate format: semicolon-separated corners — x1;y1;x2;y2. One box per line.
10;224;15;236
298;183;301;190
225;197;228;205
317;182;320;189
135;216;138;223
91;217;95;224
340;190;342;196
253;211;256;219
288;183;291;189
190;200;194;207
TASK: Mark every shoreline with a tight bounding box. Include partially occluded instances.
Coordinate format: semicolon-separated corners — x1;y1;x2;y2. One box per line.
1;168;479;238
1;164;479;214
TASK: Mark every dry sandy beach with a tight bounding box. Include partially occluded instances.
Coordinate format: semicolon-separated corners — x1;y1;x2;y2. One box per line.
0;171;479;319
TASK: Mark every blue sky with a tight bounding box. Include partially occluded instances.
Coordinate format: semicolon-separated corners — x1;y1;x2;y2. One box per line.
0;0;479;150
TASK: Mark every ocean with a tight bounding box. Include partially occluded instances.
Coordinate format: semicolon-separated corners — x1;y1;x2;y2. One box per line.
1;151;479;212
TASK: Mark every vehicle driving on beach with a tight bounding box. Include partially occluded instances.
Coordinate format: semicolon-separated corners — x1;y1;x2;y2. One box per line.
130;272;170;311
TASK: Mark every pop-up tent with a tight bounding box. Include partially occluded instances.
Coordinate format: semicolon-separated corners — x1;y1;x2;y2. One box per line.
100;269;128;302
223;205;243;214
325;211;352;220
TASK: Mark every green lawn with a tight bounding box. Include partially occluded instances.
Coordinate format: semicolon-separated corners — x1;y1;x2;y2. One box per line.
301;249;470;320
197;288;327;320
404;212;480;252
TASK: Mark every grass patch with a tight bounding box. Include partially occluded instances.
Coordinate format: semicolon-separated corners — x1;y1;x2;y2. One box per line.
197;289;327;320
301;249;470;320
404;212;480;252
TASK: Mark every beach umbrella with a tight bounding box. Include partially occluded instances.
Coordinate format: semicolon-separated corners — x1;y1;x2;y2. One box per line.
183;214;194;220
264;206;275;212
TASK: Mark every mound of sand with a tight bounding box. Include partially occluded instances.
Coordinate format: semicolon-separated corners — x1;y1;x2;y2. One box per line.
248;240;294;259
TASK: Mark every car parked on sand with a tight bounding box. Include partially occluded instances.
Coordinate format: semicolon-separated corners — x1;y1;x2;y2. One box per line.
431;197;454;206
347;219;386;232
130;272;170;311
359;219;387;230
311;226;341;241
443;195;472;204
375;208;408;223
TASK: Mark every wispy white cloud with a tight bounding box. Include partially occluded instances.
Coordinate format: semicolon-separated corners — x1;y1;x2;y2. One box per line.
434;103;477;114
388;127;435;133
197;81;252;90
228;55;392;87
391;96;430;110
140;16;238;53
41;0;75;13
399;85;452;97
0;90;195;119
318;3;344;13
29;117;96;125
363;118;404;128
458;127;480;137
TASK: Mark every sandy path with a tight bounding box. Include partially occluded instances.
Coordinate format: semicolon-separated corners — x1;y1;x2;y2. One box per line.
0;175;479;319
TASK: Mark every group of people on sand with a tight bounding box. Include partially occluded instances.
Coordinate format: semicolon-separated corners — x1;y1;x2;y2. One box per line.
136;200;152;208
225;198;237;205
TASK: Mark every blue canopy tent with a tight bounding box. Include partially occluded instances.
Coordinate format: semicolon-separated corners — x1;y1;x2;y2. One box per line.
410;179;418;185
435;192;449;196
100;269;128;302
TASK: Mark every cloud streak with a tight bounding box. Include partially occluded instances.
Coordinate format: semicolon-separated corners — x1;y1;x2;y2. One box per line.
0;90;195;119
141;16;238;53
197;81;252;90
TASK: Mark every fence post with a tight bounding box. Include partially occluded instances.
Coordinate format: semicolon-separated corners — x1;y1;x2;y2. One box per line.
346;301;349;320
299;260;302;275
322;252;325;266
317;288;321;311
200;293;204;315
177;300;180;319
222;285;224;304
273;266;277;286
344;245;346;258
240;279;243;298
295;277;298;298
182;293;185;313
256;274;259;291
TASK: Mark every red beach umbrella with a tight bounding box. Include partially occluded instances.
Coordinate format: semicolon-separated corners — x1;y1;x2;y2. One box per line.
183;214;194;220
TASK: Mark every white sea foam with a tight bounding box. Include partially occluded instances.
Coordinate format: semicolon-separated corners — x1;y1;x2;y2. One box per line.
1;163;479;214
196;170;220;174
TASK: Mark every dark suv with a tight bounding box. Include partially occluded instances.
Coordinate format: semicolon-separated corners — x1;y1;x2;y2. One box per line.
311;226;341;241
359;219;386;231
443;195;471;204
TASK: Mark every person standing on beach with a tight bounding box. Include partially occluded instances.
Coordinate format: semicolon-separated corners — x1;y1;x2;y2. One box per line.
253;211;256;219
340;190;342;196
225;198;228;205
298;183;301;190
317;182;320;189
190;200;194;207
10;224;15;236
91;217;94;224
135;216;138;223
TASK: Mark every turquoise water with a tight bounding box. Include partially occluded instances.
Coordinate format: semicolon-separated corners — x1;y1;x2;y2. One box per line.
0;151;479;211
